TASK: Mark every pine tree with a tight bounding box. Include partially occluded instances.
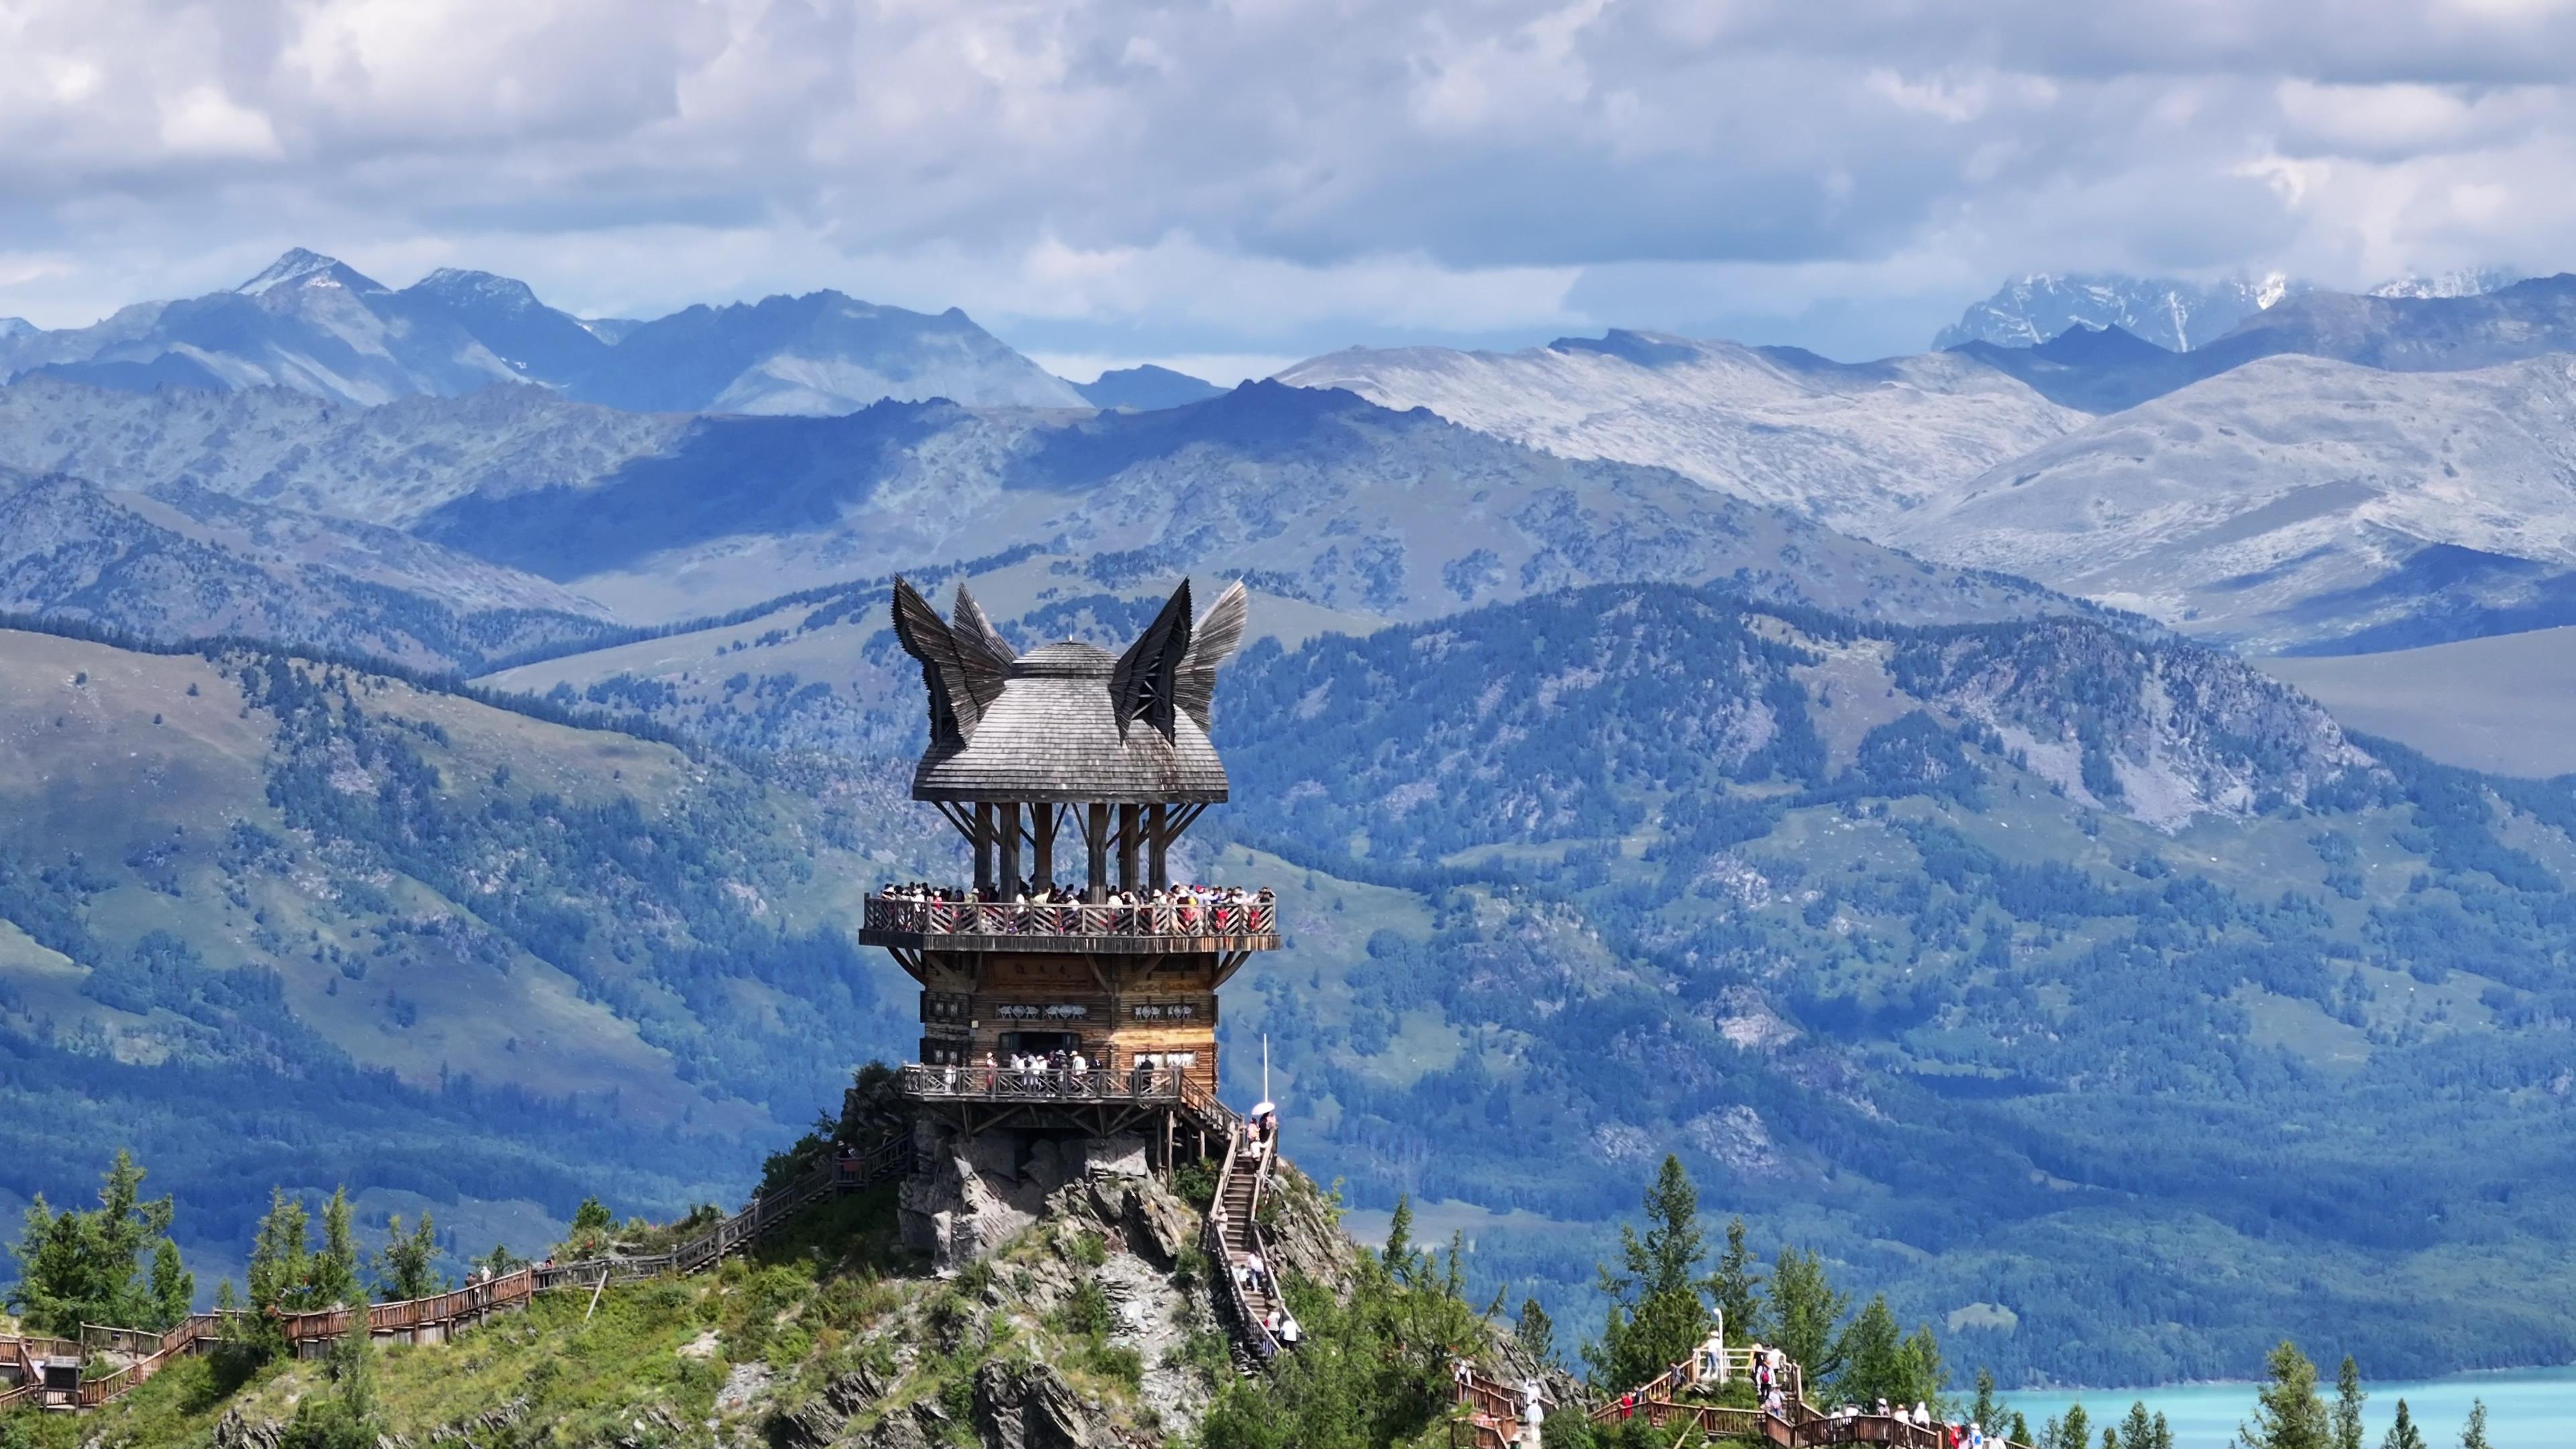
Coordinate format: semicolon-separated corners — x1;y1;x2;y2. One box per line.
564;1195;616;1259
1898;1324;1945;1414
148;1238;193;1328
375;1213;445;1302
5;1150;186;1334
2011;1411;2031;1446
2333;1357;2367;1449
1974;1370;2007;1436
2043;1404;2090;1449
2379;1399;2426;1449
248;1188;313;1315
1708;1216;1764;1344
2155;1412;2176;1449
2235;1341;2330;1449
1383;1196;1415;1277
2120;1401;2163;1449
2458;1399;2489;1449
313;1189;360;1309
1585;1156;1712;1393
1835;1295;1904;1405
1766;1246;1850;1389
1515;1297;1556;1370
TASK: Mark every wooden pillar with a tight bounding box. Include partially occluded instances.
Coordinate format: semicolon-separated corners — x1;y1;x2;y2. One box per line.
1147;802;1170;890
1117;803;1142;892
1032;805;1056;892
998;802;1023;895
973;802;994;893
1086;803;1110;902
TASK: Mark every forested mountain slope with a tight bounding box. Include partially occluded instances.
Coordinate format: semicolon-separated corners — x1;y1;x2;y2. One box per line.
1181;584;2576;1385
0;466;618;672
0;623;932;1275
9;576;2576;1385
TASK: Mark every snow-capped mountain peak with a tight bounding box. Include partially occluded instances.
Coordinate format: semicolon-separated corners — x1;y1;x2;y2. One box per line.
408;268;547;313
1935;272;2310;353
2365;266;2523;300
236;248;388;297
0;318;34;341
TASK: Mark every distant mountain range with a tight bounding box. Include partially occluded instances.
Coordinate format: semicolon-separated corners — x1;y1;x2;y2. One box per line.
0;464;614;672
1073;364;1228;411
1933;273;2303;353
0;249;1087;415
1285;275;2576;654
1274;331;2082;531
1933;268;2523;352
1886;352;2576;653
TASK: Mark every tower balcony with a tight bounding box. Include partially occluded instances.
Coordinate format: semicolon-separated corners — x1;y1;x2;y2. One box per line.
859;893;1281;955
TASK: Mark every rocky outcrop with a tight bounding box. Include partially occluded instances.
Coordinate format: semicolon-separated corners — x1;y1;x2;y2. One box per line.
769;1365;890;1449
210;1407;287;1449
971;1360;1116;1449
899;1123;1153;1271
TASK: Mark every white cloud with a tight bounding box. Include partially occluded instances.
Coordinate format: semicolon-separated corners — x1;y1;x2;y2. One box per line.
1;0;2575;357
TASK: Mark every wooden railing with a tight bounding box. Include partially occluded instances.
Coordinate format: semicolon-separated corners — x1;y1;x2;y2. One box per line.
1454;1366;1532;1449
1201;1128;1281;1366
70;1313;225;1409
1588;1342;2015;1449
901;1063;1187;1102
48;1132;915;1413
865;896;1276;939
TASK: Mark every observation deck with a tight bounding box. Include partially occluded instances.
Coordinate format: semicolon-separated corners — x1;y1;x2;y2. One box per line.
859;893;1281;955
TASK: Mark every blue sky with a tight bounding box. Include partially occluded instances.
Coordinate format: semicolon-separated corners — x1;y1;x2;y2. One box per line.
3;0;2574;375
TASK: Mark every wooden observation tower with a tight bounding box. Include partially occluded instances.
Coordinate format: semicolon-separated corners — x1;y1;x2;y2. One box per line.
861;577;1281;1146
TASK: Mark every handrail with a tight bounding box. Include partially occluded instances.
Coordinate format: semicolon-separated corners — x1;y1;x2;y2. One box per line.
1456;1365;1544;1449
900;1063;1183;1102
58;1134;918;1413
1200;1128;1282;1365
865;896;1277;939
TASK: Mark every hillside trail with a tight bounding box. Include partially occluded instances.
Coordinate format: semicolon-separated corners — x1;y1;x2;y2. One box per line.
5;1082;1283;1415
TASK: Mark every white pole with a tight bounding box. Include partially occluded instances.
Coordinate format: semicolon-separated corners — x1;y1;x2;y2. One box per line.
1263;1034;1271;1106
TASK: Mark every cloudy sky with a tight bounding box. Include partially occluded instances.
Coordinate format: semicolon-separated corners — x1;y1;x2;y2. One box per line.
3;0;2573;375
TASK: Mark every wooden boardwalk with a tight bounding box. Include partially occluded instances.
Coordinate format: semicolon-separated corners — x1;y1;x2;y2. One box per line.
1573;1349;2029;1449
1;1134;913;1413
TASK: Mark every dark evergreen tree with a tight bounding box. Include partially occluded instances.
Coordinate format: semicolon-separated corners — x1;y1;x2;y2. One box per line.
2379;1400;2426;1449
1766;1246;1849;1391
2458;1399;2490;1449
1517;1296;1557;1370
374;1213;445;1302
1709;1215;1764;1344
6;1150;189;1332
2235;1342;2329;1449
1585;1156;1711;1393
314;1187;362;1309
2333;1356;2366;1449
1974;1371;2008;1436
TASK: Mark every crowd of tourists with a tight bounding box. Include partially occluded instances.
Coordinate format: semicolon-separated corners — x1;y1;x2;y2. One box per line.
919;1049;1206;1097
874;879;1274;932
1604;1335;2005;1446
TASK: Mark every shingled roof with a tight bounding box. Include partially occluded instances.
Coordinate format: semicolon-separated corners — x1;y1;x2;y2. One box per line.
892;578;1248;804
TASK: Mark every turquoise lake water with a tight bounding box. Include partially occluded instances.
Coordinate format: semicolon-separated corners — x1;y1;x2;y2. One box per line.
2009;1366;2576;1448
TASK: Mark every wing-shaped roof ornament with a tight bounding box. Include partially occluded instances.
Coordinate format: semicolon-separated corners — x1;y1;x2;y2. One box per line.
890;576;1014;745
1110;581;1193;741
1175;580;1248;731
